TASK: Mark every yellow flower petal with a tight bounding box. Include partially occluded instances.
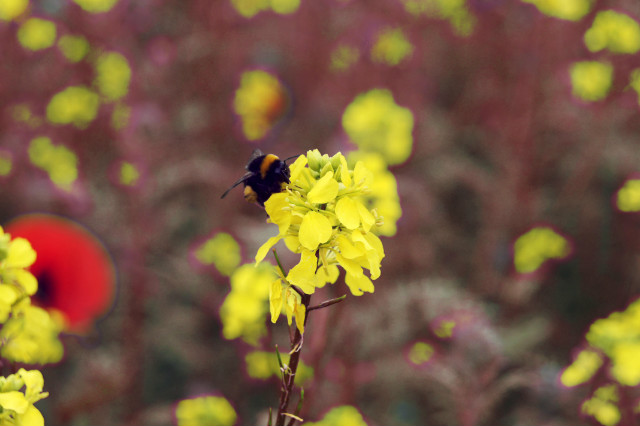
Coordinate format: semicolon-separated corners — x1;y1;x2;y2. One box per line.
269;279;283;323
255;235;282;264
299;212;332;251
336;197;360;229
0;390;29;413
265;193;291;234
307;171;339;204
353;161;372;186
335;234;364;259
345;271;374;296
339;154;351;186
5;238;36;268
287;250;318;294
13;270;37;295
356;201;375;232
294;303;306;334
19;405;45;426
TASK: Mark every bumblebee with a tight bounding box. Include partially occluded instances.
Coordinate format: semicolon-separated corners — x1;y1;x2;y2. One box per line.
221;149;296;206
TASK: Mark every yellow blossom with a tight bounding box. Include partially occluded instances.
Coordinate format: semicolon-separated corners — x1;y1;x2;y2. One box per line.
256;150;386;332
0;369;48;426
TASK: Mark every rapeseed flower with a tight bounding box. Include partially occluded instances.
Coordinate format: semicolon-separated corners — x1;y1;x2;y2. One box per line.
0;369;49;426
255;150;385;332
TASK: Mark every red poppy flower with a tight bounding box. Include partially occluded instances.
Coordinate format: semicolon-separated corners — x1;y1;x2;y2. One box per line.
5;214;116;333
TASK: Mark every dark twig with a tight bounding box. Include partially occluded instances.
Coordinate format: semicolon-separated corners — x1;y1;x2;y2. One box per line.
307;295;346;312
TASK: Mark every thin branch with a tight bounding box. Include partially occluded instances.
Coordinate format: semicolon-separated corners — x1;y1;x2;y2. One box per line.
307;295;346;312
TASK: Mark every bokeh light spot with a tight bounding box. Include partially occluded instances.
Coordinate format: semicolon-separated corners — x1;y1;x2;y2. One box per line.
434;320;456;338
94;51;131;102
193;233;241;276
584;10;640;54
331;44;360;71
233;70;289;141
342;89;414;165
118;161;140;187
219;263;274;345
46;85;100;128
175;395;237;426
0;151;12;177
230;0;270;18
371;28;414;66
58;35;90;62
0;0;28;21
401;0;475;36
569;60;613;102
73;0;119;13
513;226;570;274
616;179;640;212
28;137;78;191
521;0;592;21
407;342;434;366
303;405;368;426
561;350;603;387
581;385;621;426
245;350;313;385
111;102;131;130
17;18;57;51
270;0;300;14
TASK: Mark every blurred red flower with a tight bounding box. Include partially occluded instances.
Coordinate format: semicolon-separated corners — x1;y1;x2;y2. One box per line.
5;214;116;334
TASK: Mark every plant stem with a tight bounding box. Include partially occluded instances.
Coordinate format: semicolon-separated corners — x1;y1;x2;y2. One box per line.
275;293;311;426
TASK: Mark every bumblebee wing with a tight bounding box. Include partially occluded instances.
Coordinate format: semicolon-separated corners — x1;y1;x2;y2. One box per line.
221;172;252;199
246;149;265;170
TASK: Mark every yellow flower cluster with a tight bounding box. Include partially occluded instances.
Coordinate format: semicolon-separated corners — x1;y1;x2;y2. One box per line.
0;369;49;426
0;227;63;364
255;150;385;333
0;228;62;426
561;299;640;425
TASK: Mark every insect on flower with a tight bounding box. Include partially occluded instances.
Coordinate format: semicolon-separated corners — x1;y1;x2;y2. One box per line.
221;149;297;206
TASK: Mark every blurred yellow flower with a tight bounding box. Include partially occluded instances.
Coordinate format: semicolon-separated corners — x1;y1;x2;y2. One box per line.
73;0;120;13
586;298;640;386
407;341;434;366
46;85;100;128
513;226;570;274
28;137;79;192
0;0;28;21
193;233;241;276
175;395;237;426
371;28;414;66
219;263;274;345
401;0;475;36
342;89;414;166
616;178;640;212
0;151;11;177
302;405;368;426
561;349;603;387
245;350;313;385
584;10;640;54
331;44;360;71
230;0;300;18
570;61;613;102
521;0;592;21
94;51;131;101
58;35;90;62
233;70;288;141
118;161;140;187
582;385;620;426
17;18;57;51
